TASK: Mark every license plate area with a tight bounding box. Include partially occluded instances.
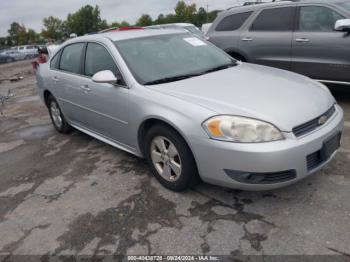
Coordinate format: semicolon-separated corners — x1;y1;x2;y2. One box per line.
321;132;341;161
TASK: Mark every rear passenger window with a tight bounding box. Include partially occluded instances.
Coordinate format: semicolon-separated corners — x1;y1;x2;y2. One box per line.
215;12;253;31
84;43;118;77
50;51;61;69
60;43;84;74
251;7;296;31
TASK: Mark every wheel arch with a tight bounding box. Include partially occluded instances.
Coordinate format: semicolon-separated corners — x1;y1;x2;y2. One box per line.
137;117;197;162
43;90;53;107
225;48;248;62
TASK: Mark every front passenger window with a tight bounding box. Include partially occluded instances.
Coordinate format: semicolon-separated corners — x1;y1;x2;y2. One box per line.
84;43;118;77
298;6;344;32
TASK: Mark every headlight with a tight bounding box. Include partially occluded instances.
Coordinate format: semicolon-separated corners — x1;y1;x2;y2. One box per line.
202;115;284;143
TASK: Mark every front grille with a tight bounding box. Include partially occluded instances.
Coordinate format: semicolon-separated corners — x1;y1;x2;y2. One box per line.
306;150;323;171
293;105;336;137
225;169;296;184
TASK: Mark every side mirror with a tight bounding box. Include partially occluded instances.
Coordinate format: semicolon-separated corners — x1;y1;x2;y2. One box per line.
335;19;350;32
92;70;118;84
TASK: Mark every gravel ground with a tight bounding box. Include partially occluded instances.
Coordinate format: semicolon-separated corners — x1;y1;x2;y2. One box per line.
0;61;349;259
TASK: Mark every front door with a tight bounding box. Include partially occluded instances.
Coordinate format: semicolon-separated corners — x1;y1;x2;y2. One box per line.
291;5;350;82
75;42;131;147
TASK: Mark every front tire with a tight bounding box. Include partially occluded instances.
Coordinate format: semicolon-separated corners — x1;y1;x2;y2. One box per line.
144;124;200;191
48;96;72;134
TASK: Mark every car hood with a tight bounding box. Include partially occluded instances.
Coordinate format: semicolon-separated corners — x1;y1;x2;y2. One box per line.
148;63;335;131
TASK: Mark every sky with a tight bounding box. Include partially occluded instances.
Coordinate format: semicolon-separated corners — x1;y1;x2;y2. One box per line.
0;0;247;37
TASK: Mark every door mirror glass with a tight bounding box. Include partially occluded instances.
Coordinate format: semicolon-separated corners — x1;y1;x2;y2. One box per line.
92;70;118;84
335;19;350;31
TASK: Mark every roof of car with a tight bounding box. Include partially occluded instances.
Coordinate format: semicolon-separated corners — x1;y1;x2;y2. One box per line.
225;0;345;13
68;28;187;43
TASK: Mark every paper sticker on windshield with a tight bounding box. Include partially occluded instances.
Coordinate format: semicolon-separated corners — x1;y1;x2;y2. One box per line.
183;37;207;46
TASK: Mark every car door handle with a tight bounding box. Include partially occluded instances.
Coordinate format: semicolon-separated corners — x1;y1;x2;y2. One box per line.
80;85;91;93
295;38;310;43
242;37;253;42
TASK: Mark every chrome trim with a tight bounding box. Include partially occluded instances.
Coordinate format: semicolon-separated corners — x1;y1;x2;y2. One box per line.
316;79;350;86
58;98;128;125
70;123;138;156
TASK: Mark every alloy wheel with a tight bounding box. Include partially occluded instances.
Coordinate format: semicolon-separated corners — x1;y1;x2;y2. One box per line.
150;136;182;182
50;101;63;129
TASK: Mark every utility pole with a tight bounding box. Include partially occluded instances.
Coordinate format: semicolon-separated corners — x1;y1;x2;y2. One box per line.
206;4;209;23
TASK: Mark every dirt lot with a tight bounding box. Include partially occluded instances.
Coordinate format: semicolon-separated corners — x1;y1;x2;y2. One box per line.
0;61;349;259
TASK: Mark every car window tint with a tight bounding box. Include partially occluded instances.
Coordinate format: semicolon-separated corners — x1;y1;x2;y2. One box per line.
251;7;296;31
50;50;61;69
299;6;344;32
84;43;118;77
60;43;84;74
216;12;253;31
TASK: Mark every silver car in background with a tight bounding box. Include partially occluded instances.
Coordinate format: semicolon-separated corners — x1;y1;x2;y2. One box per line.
36;29;343;191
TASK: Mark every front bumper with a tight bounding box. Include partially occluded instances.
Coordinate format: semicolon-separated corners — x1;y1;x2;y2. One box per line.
190;104;344;191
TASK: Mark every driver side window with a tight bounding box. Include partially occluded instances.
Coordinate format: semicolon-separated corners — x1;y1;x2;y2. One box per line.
84;43;121;79
298;6;344;32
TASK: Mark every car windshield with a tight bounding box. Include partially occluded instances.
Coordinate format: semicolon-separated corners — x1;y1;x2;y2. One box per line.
337;2;350;12
115;33;236;85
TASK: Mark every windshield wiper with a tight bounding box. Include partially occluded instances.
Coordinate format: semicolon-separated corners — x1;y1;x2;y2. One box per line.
201;62;238;74
143;61;238;85
144;73;202;85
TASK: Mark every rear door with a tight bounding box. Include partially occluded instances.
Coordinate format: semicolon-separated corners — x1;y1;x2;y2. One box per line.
49;42;88;126
239;5;296;70
208;11;253;55
291;4;350;82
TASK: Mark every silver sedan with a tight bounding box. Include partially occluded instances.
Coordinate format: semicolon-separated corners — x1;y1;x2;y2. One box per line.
36;29;344;191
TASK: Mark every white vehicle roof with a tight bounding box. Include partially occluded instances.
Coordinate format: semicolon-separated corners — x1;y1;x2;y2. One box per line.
67;29;187;43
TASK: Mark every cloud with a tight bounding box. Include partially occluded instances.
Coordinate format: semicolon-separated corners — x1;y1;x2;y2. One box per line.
0;0;243;36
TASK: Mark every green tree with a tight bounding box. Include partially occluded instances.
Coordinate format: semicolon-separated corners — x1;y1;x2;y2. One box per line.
154;14;165;24
65;5;106;35
120;21;131;27
196;7;207;27
164;14;176;24
136;14;153;26
174;1;197;23
208;10;219;23
27;29;39;44
42;16;64;40
110;20;130;28
8;22;27;45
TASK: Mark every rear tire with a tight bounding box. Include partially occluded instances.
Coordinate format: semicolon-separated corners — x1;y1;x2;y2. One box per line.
144;124;200;191
48;95;72;134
